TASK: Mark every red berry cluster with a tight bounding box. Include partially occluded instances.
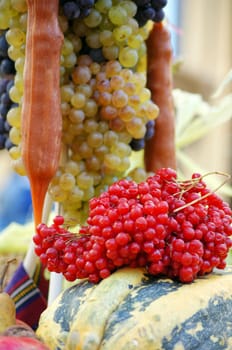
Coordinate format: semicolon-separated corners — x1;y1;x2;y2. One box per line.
33;168;232;283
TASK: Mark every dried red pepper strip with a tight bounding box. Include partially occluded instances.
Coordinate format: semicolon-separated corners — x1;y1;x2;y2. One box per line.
144;22;176;172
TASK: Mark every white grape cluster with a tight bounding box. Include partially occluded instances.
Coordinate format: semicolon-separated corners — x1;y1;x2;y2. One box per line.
1;0;159;226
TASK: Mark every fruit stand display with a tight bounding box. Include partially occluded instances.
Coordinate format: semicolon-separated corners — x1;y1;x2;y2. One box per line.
0;0;232;349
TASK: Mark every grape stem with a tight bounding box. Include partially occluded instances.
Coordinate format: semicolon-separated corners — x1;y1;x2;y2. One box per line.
173;171;231;213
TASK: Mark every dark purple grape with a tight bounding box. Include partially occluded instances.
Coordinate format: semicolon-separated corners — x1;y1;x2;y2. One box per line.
0;116;4;133
0;77;15;151
0;103;8;118
89;48;105;63
6;79;14;93
0;58;15;75
63;2;80;19
60;0;96;20
0;78;9;95
4;137;14;150
145;120;155;140
79;7;91;18
130;138;145;151
142;6;156;21
0;32;9;58
79;0;95;8
153;8;165;22
1;92;11;106
0;134;6;149
4;120;11;132
134;0;150;5
134;0;168;26
151;0;167;9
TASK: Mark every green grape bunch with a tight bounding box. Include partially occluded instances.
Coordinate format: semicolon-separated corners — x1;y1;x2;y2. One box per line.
0;0;168;226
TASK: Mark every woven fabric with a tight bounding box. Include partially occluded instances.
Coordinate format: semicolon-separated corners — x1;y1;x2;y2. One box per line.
4;262;49;330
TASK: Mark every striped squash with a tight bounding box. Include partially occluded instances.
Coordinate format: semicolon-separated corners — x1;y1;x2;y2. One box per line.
36;266;232;350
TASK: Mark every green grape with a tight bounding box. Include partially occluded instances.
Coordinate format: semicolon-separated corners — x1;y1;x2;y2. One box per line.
141;100;159;120
77;84;93;99
108;5;127;26
100;105;118;120
9;145;21;160
49;185;68;202
94;144;109;160
78;141;94;159
127;17;139;32
126;117;146;138
12;158;26;176
77;172;94;189
67;123;84;136
99;30;114;46
86;30;101;49
11;0;27;13
19;12;27;30
84;99;98;118
7;106;21;128
84;119;98;133
103;130;118;147
105;60;121;77
82;186;95;201
118;105;135;122
97;120;108;133
72;66;92;84
95;0;112;14
128;33;143;49
95;77;111;92
15;56;25;73
111;142;131;157
111;89;128;108
71;92;86;109
14;72;24;93
119;46;138;68
69;109;85;124
128;167;148;183
9;126;21;145
0;11;13;30
86;156;101;171
97;91;112;106
110;75;124;90
61;38;74;56
84;9;102;28
64;160;82;176
59;173;76;191
120;0;137;18
117;130;132;144
8;45;24;60
61;85;74;102
87;131;104;148
113;25;132;43
68;186;84;202
62;52;77;68
66;33;82;54
102;45;119;60
118;157;131;172
109;116;125;132
9;85;22;103
61;101;71;117
140;87;151;102
90;62;101;75
104;153;121;170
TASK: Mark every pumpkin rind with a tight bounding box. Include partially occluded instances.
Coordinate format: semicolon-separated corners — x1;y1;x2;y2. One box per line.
37;267;232;350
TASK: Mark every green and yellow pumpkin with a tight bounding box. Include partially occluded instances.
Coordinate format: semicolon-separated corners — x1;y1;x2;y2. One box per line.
36;266;232;350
